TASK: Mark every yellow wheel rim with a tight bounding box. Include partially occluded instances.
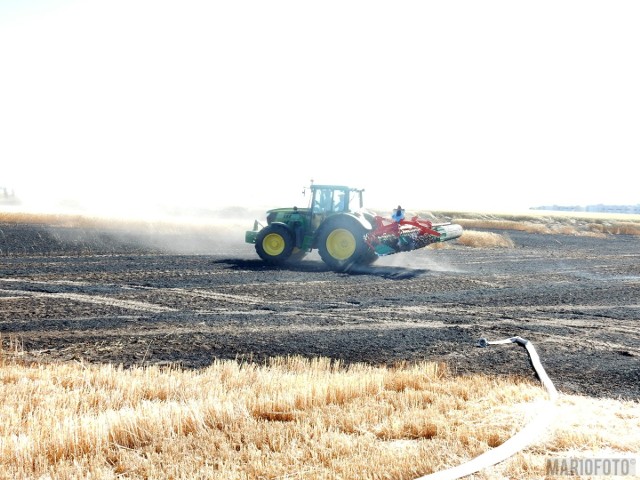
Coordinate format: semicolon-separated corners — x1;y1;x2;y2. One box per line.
262;233;286;256
326;228;356;260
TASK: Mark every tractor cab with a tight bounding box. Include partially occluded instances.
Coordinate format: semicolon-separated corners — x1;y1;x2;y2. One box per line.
308;184;364;229
307;184;365;213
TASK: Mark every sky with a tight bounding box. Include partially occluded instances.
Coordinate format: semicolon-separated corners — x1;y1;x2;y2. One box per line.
1;0;639;218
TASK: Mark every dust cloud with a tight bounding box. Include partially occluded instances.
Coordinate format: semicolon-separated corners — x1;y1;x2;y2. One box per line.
345;247;464;280
0;194;265;257
375;248;463;272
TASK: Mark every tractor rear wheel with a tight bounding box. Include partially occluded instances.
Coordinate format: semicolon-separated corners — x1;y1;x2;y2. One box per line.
255;224;294;265
317;218;367;271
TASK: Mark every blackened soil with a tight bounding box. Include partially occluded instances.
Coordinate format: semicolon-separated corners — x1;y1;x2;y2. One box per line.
1;222;638;400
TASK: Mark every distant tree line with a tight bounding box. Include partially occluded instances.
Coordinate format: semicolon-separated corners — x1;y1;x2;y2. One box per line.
532;203;640;214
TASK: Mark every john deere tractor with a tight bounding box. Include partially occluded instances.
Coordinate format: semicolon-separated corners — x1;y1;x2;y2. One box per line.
245;183;463;271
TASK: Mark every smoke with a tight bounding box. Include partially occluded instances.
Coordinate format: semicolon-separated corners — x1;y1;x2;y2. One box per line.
345;247;464;280
375;248;463;273
101;221;254;256
0;191;265;257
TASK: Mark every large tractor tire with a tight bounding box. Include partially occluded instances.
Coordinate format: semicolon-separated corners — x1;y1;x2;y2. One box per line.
317;217;368;271
255;224;295;265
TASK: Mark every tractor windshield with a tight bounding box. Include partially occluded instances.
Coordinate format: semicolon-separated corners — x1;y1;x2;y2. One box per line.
311;187;349;214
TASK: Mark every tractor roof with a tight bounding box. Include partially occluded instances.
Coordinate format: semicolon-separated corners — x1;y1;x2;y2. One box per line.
311;184;364;192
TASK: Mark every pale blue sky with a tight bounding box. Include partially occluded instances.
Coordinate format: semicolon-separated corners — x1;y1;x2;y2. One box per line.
1;1;639;217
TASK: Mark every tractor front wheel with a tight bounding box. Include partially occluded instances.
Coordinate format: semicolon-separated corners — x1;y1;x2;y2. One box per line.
255;224;294;265
317;219;367;271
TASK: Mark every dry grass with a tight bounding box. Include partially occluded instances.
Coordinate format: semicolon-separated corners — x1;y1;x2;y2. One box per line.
451;218;617;238
428;230;515;249
0;211;93;227
422;208;640;250
428;210;640;238
0;211;154;230
2;341;638;480
0;341;545;480
0;211;246;240
456;230;515;249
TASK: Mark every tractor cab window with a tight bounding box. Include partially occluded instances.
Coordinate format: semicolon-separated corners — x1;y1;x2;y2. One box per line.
349;189;364;211
334;191;347;212
313;189;336;213
311;187;351;215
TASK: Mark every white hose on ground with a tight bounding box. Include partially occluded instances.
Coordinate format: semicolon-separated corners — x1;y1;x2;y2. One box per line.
413;336;559;480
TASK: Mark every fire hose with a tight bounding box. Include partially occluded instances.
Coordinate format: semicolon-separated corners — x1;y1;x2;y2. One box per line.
413;336;559;480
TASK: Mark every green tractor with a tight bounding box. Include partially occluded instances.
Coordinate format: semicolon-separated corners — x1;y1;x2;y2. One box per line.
245;183;463;271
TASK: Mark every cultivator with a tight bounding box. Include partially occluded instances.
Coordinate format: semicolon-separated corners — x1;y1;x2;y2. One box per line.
366;215;463;256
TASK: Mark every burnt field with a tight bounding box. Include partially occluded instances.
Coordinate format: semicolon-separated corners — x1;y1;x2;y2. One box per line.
1;220;639;400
